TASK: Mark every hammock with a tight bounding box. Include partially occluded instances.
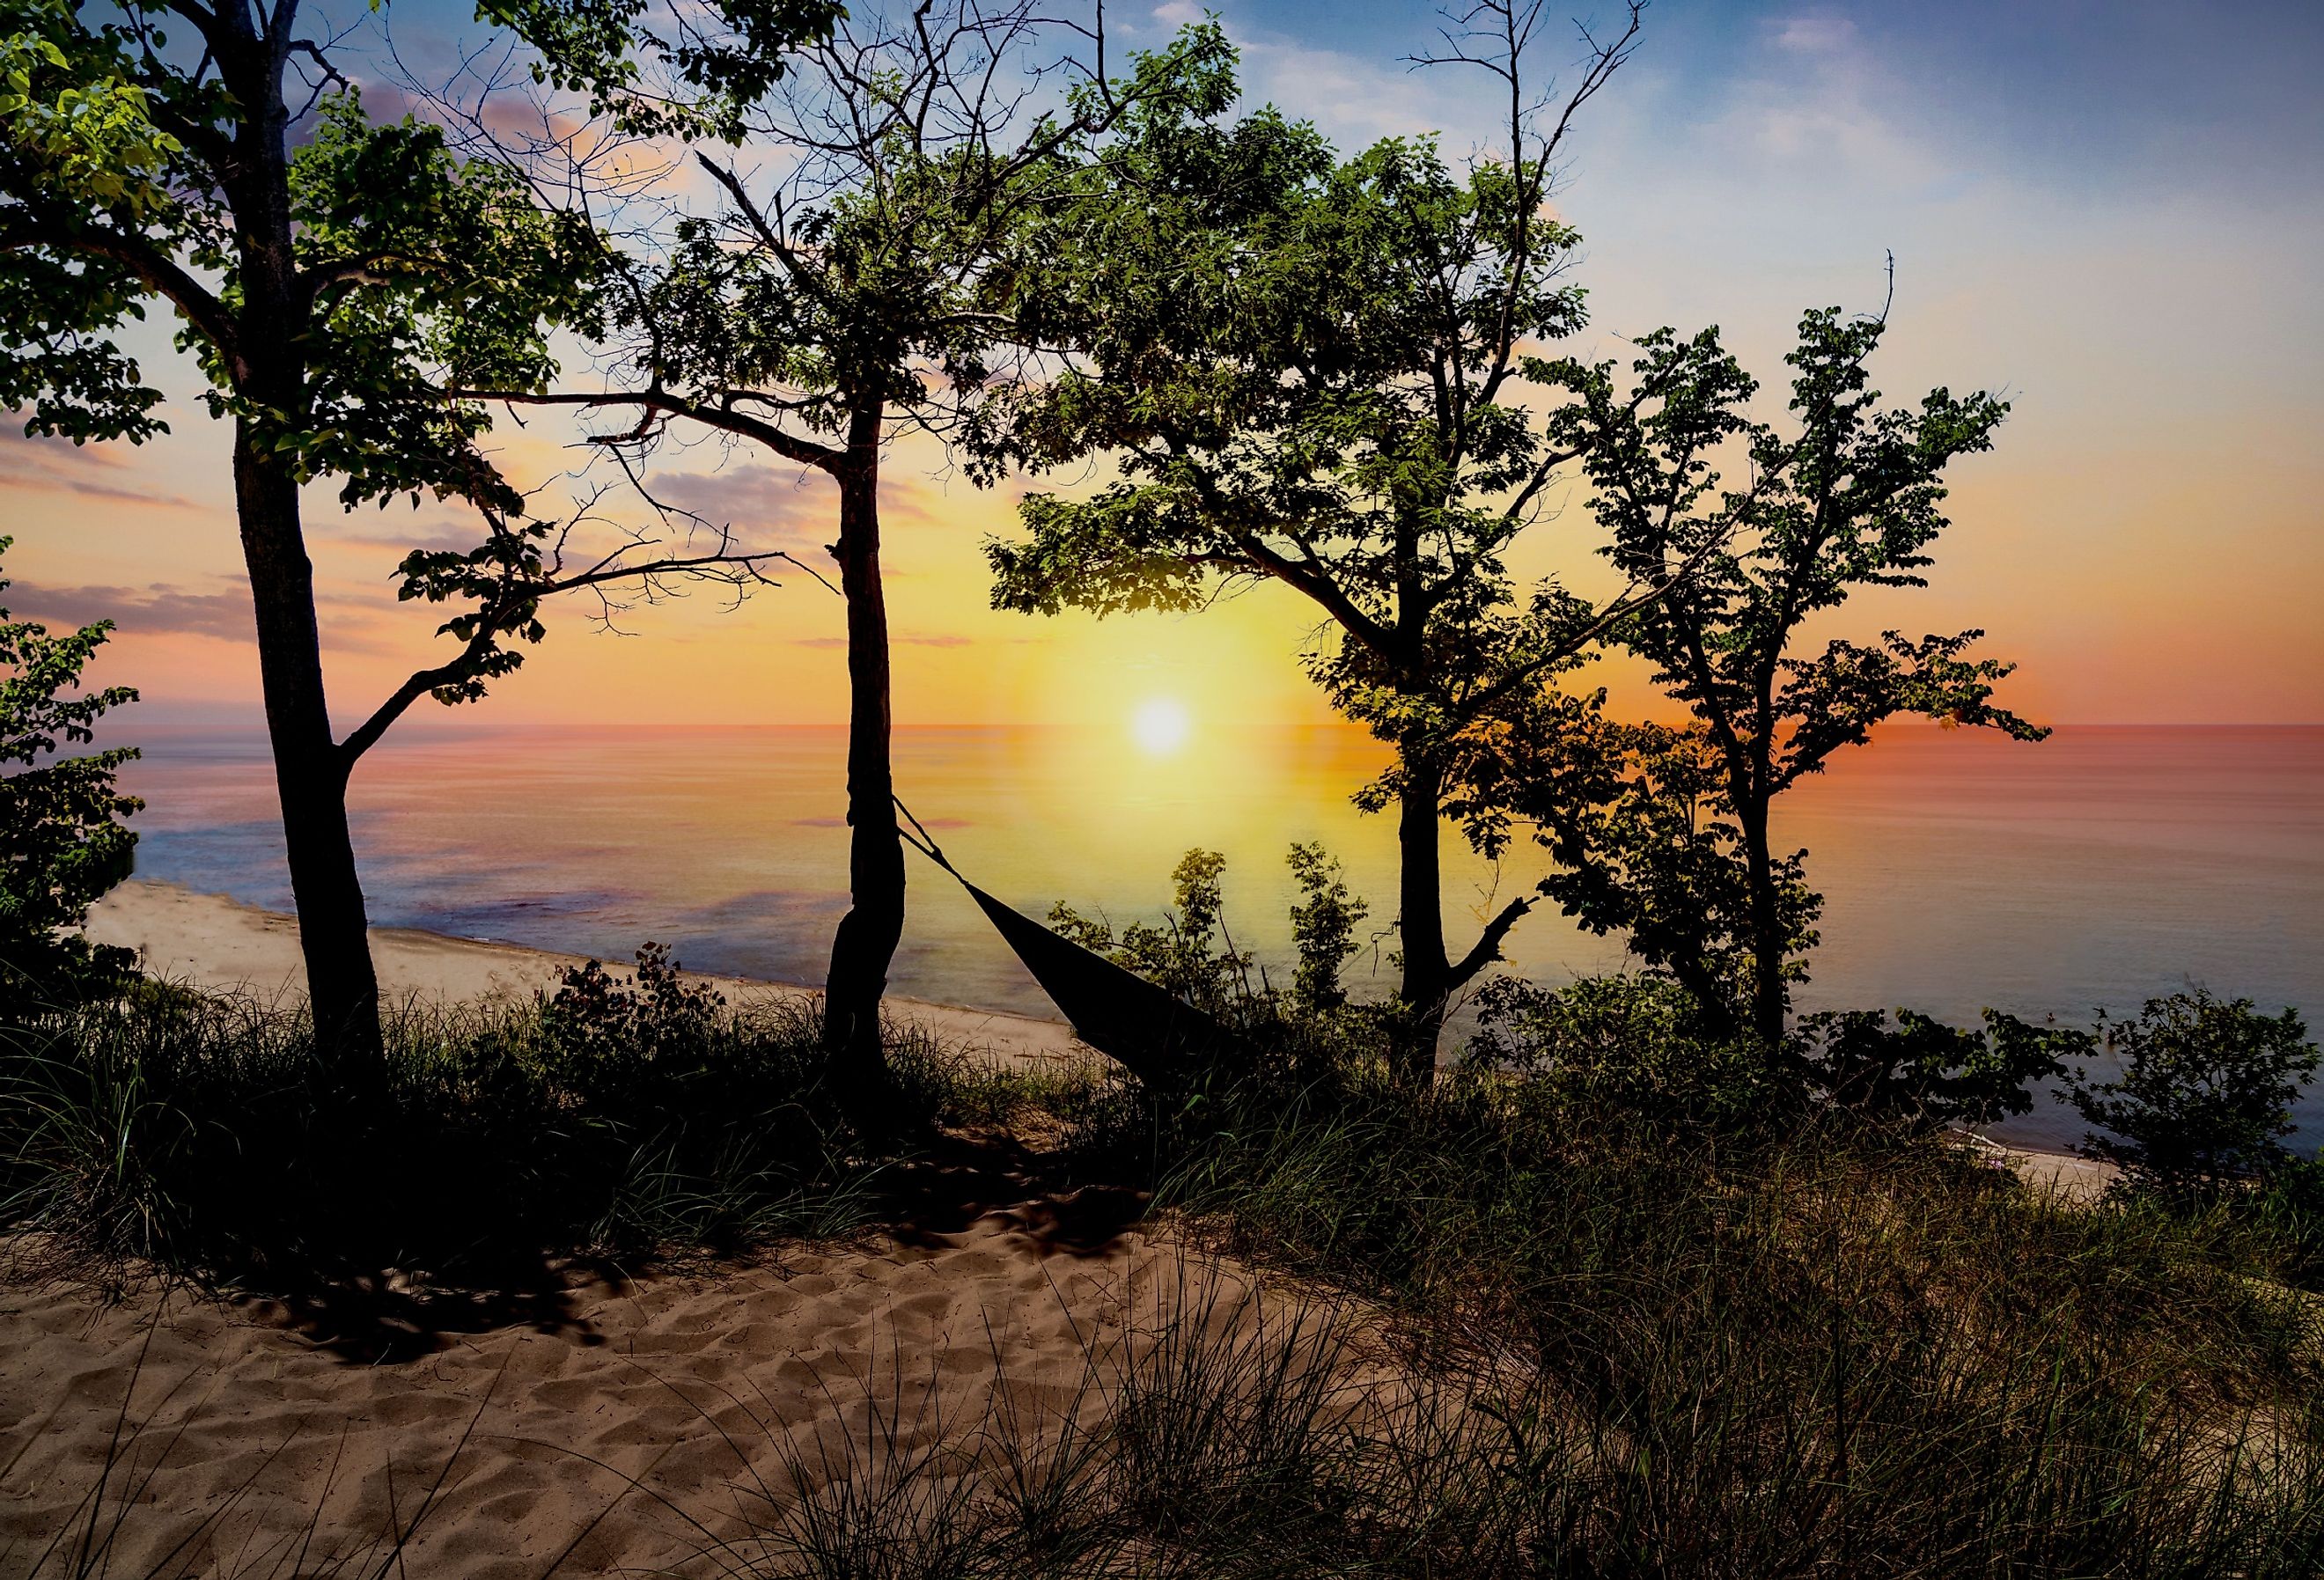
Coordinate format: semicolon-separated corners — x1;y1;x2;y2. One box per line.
894;800;1245;1089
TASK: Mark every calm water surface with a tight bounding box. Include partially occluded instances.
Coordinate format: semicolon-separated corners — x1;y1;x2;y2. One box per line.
117;724;2323;1150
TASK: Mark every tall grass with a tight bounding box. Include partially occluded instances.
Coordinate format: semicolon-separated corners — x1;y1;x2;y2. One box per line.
0;980;945;1290
643;1237;2324;1578
7;982;2321;1571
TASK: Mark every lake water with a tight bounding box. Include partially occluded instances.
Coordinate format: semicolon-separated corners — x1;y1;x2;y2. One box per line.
115;723;2324;1151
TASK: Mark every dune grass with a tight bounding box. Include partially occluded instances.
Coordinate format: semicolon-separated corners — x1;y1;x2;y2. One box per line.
4;981;2322;1573
0;978;960;1293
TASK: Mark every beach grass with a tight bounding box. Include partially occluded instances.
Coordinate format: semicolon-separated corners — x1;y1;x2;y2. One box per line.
4;982;2322;1573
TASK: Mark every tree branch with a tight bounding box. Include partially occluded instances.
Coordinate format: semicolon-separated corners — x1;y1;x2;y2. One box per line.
0;209;242;375
1448;894;1533;992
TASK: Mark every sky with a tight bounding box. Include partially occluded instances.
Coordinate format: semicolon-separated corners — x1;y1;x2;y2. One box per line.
6;0;2321;738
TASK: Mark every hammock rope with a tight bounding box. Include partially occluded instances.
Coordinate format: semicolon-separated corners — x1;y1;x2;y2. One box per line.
891;794;1242;1088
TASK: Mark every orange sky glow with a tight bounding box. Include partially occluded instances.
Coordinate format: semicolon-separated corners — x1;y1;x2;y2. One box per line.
5;2;2319;736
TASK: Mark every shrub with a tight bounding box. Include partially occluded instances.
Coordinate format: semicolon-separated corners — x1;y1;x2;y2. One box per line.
0;973;898;1291
1792;1005;2084;1133
1466;974;1791;1134
1048;848;1253;1017
2067;989;2319;1194
0;536;141;1000
1285;841;1368;1013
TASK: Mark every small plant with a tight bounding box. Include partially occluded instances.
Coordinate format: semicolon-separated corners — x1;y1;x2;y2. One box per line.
538;941;728;1089
1285;842;1368;1014
1050;846;1377;1023
2067;989;2318;1194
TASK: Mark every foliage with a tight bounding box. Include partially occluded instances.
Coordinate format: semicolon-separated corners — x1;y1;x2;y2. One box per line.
1285;841;1368;1013
986;9;1645;1030
1526;307;2047;1040
1793;1005;2085;1133
474;0;840;139
1468;976;2083;1139
1049;849;1253;1018
2250;1155;2324;1289
0;974;912;1290
0;536;137;996
1024;1043;2324;1574
536;941;728;1093
1466;974;1796;1133
1050;844;1379;1026
2068;989;2319;1194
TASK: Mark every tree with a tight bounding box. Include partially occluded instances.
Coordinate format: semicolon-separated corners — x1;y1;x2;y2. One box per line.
467;5;1233;1085
1528;305;2048;1043
0;0;817;1060
0;535;140;996
2068;990;2318;1194
985;2;1659;1076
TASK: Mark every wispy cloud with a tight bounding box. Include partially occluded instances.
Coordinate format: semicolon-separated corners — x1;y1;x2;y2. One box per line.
646;462;834;549
0;431;207;511
4;576;407;658
4;578;252;641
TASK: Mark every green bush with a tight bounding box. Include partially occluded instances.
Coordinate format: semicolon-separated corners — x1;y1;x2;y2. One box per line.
2068;989;2319;1194
1792;1004;2084;1132
0;535;141;1000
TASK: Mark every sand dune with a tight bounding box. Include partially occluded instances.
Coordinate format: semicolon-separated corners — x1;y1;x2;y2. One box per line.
0;1214;1301;1577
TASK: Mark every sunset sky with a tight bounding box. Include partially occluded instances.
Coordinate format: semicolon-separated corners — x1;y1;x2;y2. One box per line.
6;0;2320;740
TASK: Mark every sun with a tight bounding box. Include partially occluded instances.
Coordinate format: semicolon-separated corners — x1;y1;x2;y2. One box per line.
1130;696;1193;756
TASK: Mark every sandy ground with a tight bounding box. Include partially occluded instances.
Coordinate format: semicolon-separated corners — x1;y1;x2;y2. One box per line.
0;1216;1303;1577
85;879;1089;1069
10;883;2131;1571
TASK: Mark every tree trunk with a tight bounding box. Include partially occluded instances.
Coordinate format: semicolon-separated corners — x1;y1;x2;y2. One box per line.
233;421;382;1063
1394;757;1451;1084
1738;793;1786;1047
820;437;904;1095
224;51;383;1067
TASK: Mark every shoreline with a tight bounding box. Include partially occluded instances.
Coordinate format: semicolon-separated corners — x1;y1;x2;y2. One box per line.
83;878;1092;1069
80;879;2117;1200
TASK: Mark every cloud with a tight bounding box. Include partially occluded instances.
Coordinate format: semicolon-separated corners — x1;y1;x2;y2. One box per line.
3;576;410;658
4;579;254;642
646;462;835;549
1769;15;1860;55
0;431;206;512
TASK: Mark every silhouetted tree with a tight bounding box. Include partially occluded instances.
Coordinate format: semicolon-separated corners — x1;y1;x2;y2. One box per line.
0;0;818;1059
469;5;1233;1086
0;535;140;996
1527;305;2047;1042
985;2;1668;1076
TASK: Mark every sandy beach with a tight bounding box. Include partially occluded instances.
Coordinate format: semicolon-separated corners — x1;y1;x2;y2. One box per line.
84;879;1090;1069
0;1215;1304;1576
